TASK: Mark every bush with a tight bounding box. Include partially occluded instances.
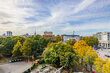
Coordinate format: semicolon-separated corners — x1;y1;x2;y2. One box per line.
39;58;45;64
31;63;35;70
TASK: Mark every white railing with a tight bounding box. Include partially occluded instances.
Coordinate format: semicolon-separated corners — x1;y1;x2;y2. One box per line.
55;66;64;73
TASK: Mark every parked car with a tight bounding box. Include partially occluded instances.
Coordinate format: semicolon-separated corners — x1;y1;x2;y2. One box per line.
105;55;110;57
9;59;23;63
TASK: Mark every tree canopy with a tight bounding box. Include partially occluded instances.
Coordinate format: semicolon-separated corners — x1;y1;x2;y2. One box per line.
21;39;32;56
66;39;76;46
0;37;15;55
102;61;110;73
12;40;22;56
12;36;25;44
43;41;79;70
0;35;51;57
54;35;62;42
81;36;99;47
73;40;98;70
74;40;90;60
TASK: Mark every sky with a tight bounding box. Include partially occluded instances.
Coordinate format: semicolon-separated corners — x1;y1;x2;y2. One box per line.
0;0;110;36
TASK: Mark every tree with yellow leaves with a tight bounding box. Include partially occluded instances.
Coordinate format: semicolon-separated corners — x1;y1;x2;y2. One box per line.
102;61;110;73
12;40;22;56
73;40;91;63
94;57;107;73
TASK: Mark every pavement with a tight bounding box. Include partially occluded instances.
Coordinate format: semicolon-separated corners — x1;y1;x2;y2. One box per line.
0;62;32;73
96;49;110;60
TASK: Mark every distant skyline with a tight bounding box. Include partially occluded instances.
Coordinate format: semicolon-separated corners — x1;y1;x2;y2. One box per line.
0;0;110;36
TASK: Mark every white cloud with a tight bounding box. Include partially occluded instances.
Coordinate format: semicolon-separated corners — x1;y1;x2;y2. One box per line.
0;0;110;35
73;0;96;14
0;0;38;35
61;22;110;31
30;0;96;27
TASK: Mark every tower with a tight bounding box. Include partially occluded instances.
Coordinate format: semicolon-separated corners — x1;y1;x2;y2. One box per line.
34;27;36;36
73;31;75;35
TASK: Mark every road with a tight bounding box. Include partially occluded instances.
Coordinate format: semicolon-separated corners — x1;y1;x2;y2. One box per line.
0;62;32;73
96;49;110;60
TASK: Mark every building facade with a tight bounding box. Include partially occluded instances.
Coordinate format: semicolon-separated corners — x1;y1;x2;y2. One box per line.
7;31;12;36
93;32;110;49
61;34;81;43
43;31;54;40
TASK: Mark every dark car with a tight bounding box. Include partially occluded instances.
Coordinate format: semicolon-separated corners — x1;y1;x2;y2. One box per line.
105;55;110;57
9;59;23;63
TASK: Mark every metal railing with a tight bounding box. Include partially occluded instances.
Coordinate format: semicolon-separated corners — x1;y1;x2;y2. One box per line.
55;66;64;73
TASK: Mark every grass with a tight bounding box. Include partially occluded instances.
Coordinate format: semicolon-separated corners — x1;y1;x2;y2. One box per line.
0;58;7;63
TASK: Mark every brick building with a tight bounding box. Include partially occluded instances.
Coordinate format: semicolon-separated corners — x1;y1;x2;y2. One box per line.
43;31;54;40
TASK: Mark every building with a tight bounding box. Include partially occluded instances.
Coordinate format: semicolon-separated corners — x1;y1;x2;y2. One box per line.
93;32;110;49
20;33;32;38
2;33;6;36
34;28;36;36
43;31;54;40
7;31;12;36
0;35;2;38
61;34;81;42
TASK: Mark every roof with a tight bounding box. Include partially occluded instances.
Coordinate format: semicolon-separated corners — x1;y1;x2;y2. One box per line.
62;34;80;37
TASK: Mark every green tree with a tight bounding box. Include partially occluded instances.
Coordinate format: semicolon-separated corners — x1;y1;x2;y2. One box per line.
43;42;79;71
58;43;79;71
66;39;76;46
30;35;51;57
12;40;22;56
54;35;61;42
12;36;25;44
43;43;60;66
81;36;99;47
21;39;32;56
0;37;15;55
0;38;4;44
85;48;98;71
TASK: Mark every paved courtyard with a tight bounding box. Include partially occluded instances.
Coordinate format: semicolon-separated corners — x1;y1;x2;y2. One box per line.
0;62;32;73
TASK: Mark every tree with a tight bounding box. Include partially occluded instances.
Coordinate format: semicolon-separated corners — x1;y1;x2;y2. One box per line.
73;40;90;63
12;36;25;44
0;38;4;44
0;44;4;54
81;36;99;47
12;40;22;56
30;35;51;57
54;35;62;42
0;37;15;55
43;43;60;66
74;40;99;71
102;61;110;73
84;48;98;71
21;39;32;56
43;42;79;71
94;57;107;73
66;39;76;46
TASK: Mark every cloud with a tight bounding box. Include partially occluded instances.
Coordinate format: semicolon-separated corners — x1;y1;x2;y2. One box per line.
0;0;110;35
61;22;110;31
73;0;96;14
29;0;96;27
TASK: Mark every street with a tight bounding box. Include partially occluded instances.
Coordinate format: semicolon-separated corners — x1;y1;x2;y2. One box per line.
0;62;32;73
96;49;110;60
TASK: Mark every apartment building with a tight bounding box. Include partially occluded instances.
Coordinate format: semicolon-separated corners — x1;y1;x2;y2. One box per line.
93;32;110;49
